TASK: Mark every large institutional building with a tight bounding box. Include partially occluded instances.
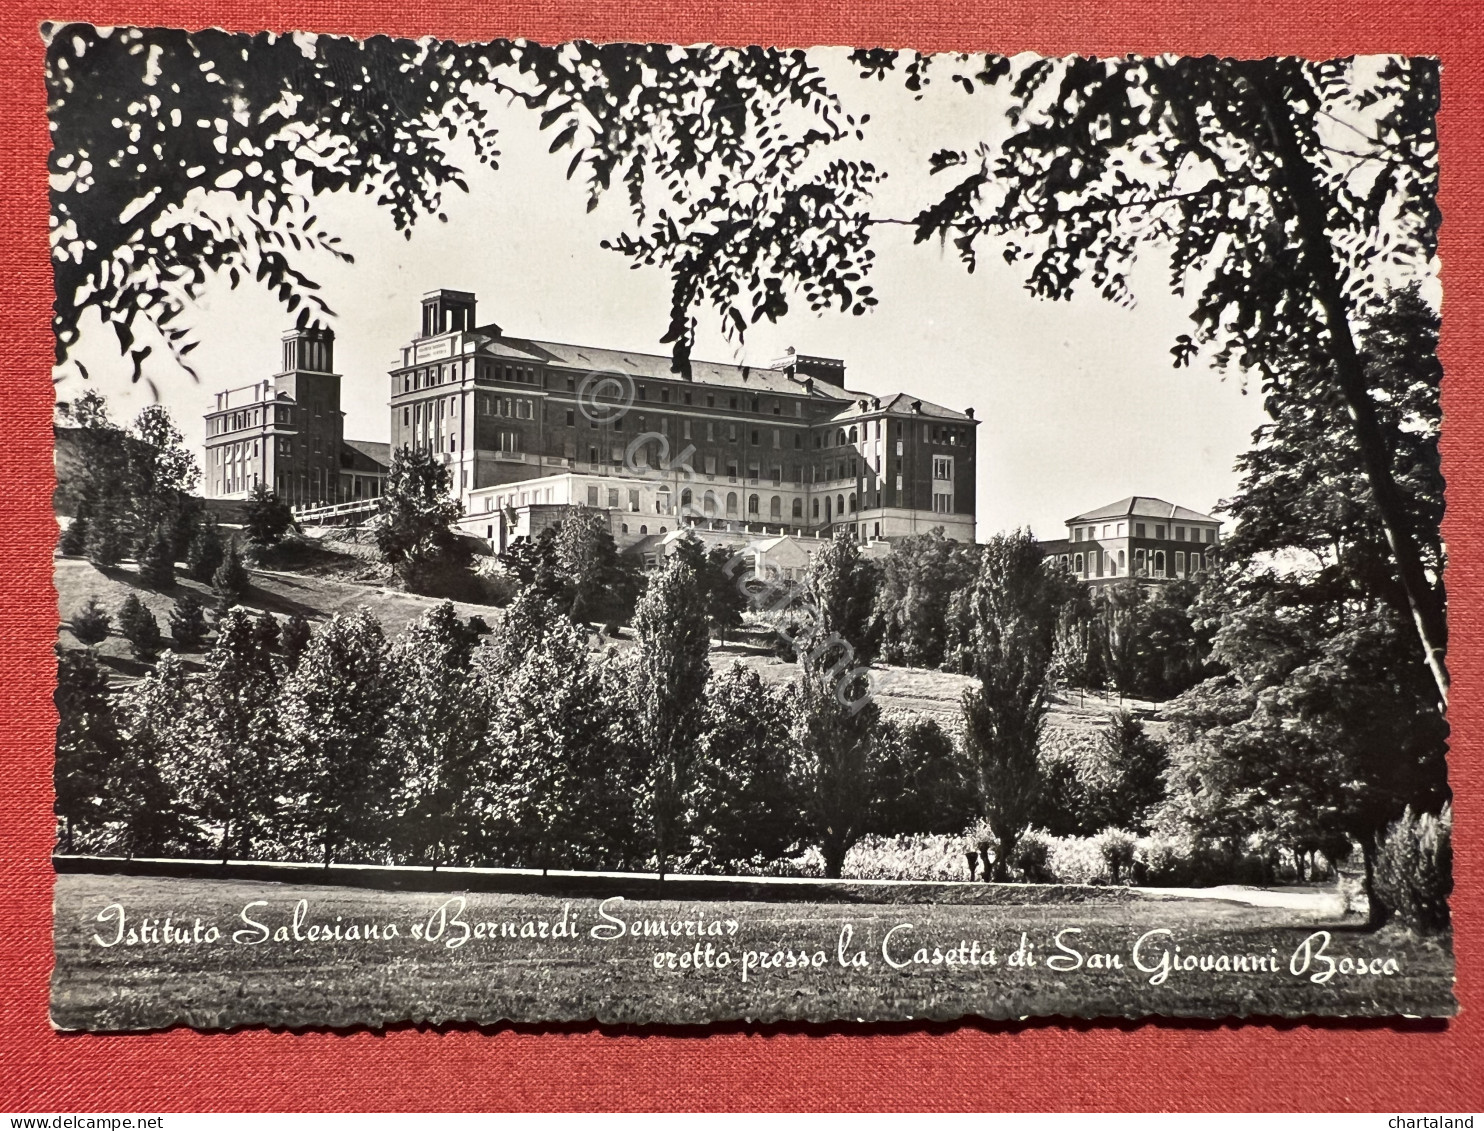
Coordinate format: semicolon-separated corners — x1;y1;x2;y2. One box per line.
392;290;978;549
1039;496;1221;584
204;288;980;552
203;326;389;506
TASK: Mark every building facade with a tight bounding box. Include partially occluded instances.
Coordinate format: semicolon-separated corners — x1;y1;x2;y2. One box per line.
391;289;979;549
1040;496;1221;584
204;327;388;506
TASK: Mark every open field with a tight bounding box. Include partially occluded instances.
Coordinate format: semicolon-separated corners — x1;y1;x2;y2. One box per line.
51;872;1455;1030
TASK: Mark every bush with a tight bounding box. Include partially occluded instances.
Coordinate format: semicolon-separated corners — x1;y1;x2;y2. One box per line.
1096;828;1138;884
1046;834;1112;885
168;592;208;650
1012;829;1055;883
1370;805;1452;933
70;596;112;647
759;835;973;882
117;593;163;661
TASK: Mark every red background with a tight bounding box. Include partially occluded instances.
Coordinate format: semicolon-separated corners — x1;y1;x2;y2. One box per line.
1;0;1481;1112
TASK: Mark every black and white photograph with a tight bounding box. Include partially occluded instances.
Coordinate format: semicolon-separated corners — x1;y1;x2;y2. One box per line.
45;27;1454;1030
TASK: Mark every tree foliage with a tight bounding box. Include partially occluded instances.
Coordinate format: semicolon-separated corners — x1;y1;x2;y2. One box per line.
167;591;208;650
692;661;797;868
280;609;395;865
868;529;979;669
960;529;1069;878
386;602;485;867
49;27;877;380
874;50;1445;699
373;446;465;588
185;609;283;861
54;648;122;852
245;486;297;549
70;596;112;647
631;555;712;878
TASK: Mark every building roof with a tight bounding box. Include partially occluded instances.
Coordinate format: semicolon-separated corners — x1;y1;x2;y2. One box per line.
1067;496;1219;526
823;392;976;424
469;328;853;400
341;439;391;473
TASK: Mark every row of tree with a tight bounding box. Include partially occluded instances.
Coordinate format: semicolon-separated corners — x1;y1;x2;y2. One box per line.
57;535;981;878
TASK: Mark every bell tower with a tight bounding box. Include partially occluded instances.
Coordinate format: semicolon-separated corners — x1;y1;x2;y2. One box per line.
281;325;335;375
419;289;479;338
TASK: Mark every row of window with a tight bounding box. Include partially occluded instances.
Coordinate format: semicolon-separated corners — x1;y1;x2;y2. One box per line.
1062;548;1210;579
1073;521;1218;544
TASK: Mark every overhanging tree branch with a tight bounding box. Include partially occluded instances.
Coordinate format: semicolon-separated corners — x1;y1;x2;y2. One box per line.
1243;61;1449;706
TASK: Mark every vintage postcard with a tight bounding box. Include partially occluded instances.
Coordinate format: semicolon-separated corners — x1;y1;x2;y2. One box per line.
45;27;1454;1029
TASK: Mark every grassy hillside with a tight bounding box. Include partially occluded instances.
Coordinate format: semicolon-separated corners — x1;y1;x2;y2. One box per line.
54;554;504;682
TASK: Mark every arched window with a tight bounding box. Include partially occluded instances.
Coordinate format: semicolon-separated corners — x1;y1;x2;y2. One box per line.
1118;549;1126;571
812;498;820;519
837;429;847;446
848;493;857;513
748;494;760;514
640;524;648;535
1074;553;1085;574
704;491;718;517
848;425;858;442
768;496;781;518
825;496;833;521
656;486;672;515
726;491;738;516
792;498;803;518
1154;550;1166;578
681;487;693;510
837;494;845;515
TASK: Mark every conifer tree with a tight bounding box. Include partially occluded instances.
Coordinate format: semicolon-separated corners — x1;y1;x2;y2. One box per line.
137;521;177;589
168;592;208;650
70;596;112;647
212;540;250;611
84;509;125;570
186;519;225;583
117;593;164;661
245;484;296;550
54;648;121;854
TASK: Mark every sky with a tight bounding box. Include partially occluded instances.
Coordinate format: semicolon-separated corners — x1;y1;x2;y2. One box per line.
56;46;1272;541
